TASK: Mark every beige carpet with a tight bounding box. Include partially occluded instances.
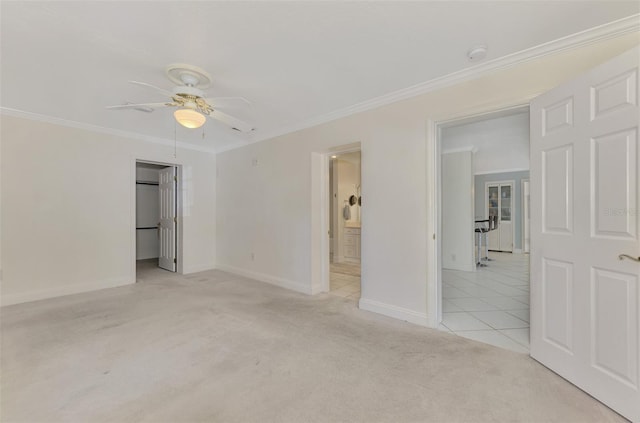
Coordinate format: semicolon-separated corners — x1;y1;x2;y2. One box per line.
1;265;624;422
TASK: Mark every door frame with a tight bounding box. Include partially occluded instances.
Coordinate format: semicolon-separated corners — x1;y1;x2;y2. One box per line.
427;101;532;327
311;142;361;295
521;178;530;253
484;179;516;253
131;158;184;280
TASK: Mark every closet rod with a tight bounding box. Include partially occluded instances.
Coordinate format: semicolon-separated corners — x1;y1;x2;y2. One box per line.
136;181;159;186
136;227;158;230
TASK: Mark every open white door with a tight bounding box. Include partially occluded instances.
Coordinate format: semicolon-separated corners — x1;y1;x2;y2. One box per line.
158;167;177;272
530;47;639;421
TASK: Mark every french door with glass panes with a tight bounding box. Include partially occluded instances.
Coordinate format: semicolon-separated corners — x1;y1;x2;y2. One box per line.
486;181;514;252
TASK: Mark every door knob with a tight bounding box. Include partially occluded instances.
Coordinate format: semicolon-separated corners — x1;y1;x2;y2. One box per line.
618;254;640;262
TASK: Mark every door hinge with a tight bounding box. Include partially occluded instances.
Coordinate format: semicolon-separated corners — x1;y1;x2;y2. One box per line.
174;217;177;223
174;258;177;264
174;176;177;182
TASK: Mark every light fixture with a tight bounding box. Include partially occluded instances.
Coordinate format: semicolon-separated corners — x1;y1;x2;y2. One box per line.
331;155;337;159
174;108;206;129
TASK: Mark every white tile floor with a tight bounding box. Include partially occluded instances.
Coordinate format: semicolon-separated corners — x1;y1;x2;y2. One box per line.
439;252;530;354
329;261;361;301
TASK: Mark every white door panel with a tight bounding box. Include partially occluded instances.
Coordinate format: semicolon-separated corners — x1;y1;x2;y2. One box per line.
499;222;513;252
591;129;637;238
488;229;499;251
542;145;573;234
158;167;176;272
530;47;639;421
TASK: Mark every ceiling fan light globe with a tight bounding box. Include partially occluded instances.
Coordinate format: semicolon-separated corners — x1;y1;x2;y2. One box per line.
174;109;206;129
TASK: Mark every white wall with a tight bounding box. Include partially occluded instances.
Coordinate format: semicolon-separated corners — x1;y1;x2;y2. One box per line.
441;151;475;271
1;115;217;306
441;112;529;174
215;37;638;326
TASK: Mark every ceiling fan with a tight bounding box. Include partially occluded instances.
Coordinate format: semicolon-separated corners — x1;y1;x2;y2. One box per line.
107;64;254;132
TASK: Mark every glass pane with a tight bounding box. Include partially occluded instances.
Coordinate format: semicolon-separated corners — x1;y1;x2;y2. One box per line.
501;207;511;221
488;186;499;208
501;185;511;221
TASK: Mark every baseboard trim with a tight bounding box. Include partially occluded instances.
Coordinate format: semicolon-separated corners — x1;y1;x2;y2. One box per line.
215;264;312;295
310;285;326;295
1;277;134;307
358;298;433;328
183;263;216;274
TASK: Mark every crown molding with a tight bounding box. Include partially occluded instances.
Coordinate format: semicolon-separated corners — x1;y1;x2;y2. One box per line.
3;15;638;156
474;168;530;176
214;140;254;154
252;14;640;144
0;107;218;154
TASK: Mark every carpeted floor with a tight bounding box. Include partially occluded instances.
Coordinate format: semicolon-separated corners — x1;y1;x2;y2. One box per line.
1;264;625;422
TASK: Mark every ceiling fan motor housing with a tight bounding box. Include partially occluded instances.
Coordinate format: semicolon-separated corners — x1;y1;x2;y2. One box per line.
166;64;212;88
172;85;204;98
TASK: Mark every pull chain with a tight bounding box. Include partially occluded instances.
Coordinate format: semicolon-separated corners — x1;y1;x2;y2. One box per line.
174;119;177;158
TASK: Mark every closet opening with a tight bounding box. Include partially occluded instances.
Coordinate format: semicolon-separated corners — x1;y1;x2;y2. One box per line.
135;161;180;280
437;106;531;353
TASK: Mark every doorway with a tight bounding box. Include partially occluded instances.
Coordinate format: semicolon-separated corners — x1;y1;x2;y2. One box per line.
328;151;361;302
437;107;531;353
135;161;179;278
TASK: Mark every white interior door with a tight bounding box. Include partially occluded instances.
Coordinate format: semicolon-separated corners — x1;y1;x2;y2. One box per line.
499;183;514;252
487;184;500;250
530;47;639;421
486;182;514;252
158;167;177;272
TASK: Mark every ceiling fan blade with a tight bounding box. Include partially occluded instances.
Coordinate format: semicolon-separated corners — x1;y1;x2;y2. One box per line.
128;80;174;97
206;96;252;107
106;102;173;110
209;109;254;133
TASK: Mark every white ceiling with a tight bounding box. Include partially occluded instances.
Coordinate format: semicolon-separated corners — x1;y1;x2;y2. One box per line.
1;1;638;153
